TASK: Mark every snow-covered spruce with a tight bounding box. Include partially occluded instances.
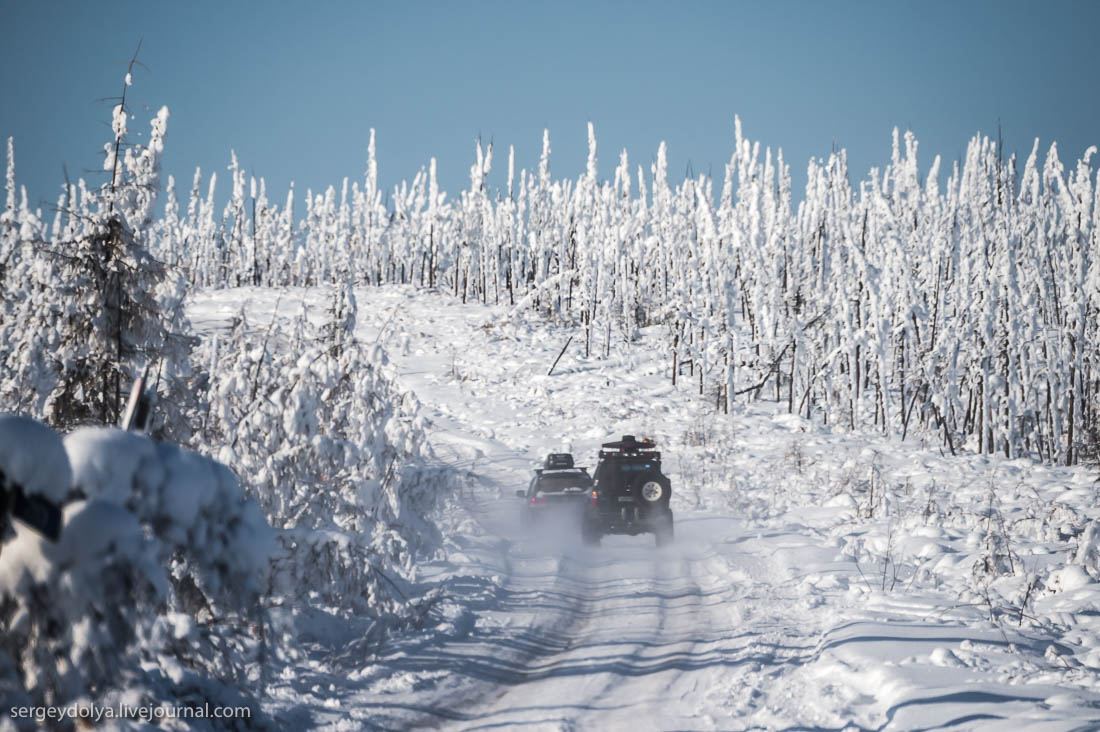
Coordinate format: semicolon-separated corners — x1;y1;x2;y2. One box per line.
0;415;272;721
0;103;203;442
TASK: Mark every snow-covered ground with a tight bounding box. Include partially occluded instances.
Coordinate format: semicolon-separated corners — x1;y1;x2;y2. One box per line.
188;285;1100;730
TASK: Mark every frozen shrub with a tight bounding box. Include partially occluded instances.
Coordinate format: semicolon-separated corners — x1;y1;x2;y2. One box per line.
0;416;272;714
202;287;442;618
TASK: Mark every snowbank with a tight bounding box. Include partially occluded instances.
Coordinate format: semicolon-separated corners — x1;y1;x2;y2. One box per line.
0;415;70;503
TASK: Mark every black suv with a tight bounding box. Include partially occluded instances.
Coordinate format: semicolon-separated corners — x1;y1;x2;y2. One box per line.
582;435;673;547
517;453;593;527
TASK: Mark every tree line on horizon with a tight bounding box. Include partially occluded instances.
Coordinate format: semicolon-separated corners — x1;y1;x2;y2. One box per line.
2;102;1098;466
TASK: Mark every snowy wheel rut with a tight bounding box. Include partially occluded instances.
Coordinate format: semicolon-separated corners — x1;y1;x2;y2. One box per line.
355;480;820;730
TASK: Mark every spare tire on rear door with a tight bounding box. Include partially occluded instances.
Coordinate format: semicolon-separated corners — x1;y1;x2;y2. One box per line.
634;471;670;506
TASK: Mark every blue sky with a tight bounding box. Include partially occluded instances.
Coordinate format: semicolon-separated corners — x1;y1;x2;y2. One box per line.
2;0;1098;214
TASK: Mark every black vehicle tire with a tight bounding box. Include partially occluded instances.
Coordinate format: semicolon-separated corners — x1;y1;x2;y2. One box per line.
654;512;674;548
582;520;602;547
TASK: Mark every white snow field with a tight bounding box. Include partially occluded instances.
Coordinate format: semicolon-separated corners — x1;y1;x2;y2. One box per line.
189;285;1100;731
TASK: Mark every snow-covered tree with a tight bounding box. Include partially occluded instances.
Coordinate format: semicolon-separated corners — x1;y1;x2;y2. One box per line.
0;415;271;715
0;74;203;442
202;289;439;616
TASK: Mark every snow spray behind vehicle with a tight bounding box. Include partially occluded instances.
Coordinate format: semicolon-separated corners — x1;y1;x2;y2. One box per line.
518;453;593;538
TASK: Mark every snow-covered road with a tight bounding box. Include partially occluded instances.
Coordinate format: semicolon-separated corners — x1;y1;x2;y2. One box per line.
188;286;1100;730
361;520;815;730
354;290;797;727
349;303;814;729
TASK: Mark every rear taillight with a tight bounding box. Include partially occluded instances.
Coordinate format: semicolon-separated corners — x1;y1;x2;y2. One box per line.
590;491;598;507
529;495;546;506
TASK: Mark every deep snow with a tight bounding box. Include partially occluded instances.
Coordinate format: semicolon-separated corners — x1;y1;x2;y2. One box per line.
185;284;1100;731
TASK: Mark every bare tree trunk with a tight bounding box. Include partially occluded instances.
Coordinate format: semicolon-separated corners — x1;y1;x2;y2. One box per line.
788;340;796;413
672;332;678;386
428;224;435;288
1068;339;1077;465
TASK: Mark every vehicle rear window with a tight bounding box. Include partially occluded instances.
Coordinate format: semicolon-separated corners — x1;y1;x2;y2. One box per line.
537;474;590;492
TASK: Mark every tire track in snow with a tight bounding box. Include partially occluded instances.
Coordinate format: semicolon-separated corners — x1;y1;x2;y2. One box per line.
427;522;822;730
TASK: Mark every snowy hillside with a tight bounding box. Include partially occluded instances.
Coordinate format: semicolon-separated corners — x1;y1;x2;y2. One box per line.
185;284;1100;730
